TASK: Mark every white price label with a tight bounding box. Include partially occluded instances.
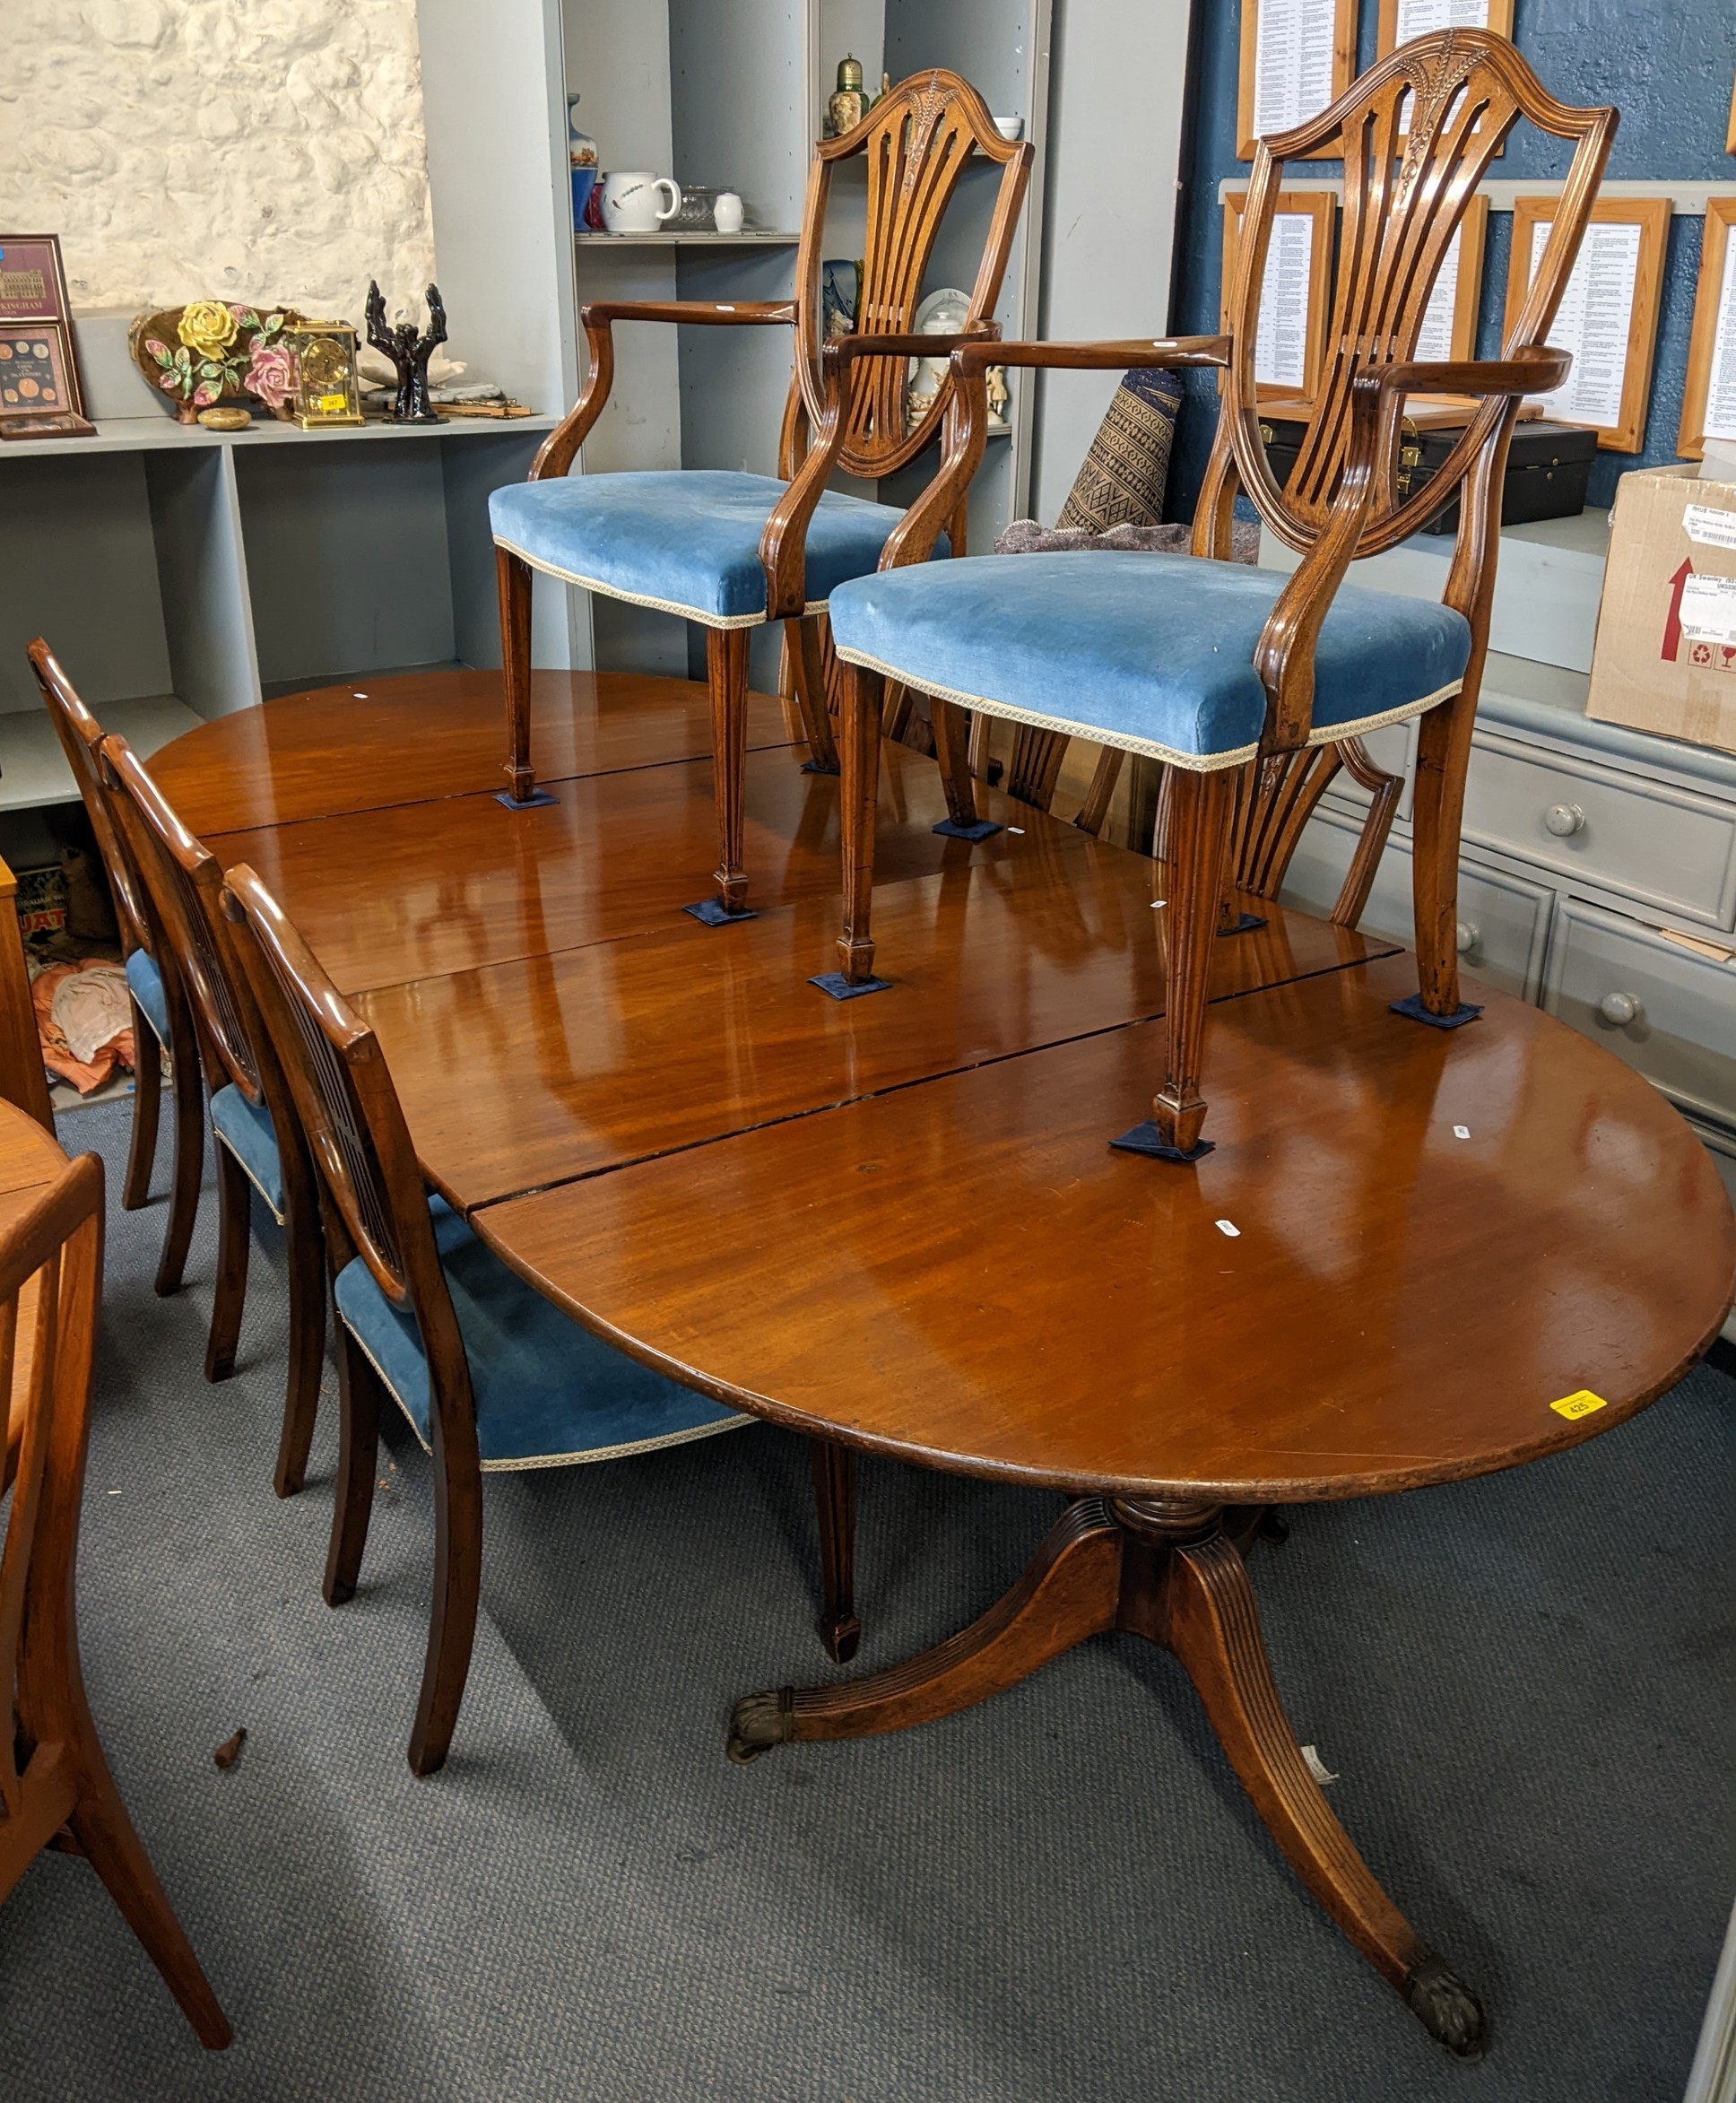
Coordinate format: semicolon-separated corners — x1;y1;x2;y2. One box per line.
1683;504;1736;552
1679;573;1736;645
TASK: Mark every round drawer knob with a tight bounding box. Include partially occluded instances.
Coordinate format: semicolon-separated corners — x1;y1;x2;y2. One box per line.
1455;921;1480;954
1544;802;1586;837
1599;990;1643;1027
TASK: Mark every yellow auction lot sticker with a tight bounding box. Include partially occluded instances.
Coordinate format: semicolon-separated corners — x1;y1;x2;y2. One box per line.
1550;1390;1609;1421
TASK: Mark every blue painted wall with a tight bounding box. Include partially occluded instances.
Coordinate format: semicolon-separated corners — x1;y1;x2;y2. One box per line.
1165;0;1736;521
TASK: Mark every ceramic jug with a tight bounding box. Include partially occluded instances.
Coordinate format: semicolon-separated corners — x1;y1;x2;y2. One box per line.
601;173;681;235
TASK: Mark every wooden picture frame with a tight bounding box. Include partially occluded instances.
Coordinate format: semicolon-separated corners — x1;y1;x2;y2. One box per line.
1237;0;1358;161
1727;72;1735;155
0;233;92;437
1376;0;1515;56
1503;195;1670;453
1679;197;1736;460
1222;188;1337;412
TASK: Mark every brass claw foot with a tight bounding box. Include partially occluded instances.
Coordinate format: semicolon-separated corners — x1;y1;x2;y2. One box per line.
1406;1951;1488;2059
727;1688;795;1765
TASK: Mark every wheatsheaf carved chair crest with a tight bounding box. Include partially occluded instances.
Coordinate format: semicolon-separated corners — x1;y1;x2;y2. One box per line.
490;70;1033;926
819;30;1615;1160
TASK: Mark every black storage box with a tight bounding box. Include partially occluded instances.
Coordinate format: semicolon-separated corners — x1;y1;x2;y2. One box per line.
1259;415;1597;535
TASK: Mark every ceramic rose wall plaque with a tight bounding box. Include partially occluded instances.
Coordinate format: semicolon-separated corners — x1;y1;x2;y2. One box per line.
127;301;307;423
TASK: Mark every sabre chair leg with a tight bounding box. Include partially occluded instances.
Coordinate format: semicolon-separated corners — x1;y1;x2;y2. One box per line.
153;995;204;1298
495;546;545;809
272;1167;326;1499
808;1438;860;1663
728;1498;1123;1761
813;663;889;999
122;997;161;1211
408;1408;484;1778
63;1742;231;2048
1117;767;1235;1163
324;1324;381;1607
687;626;753;924
787;615;839;774
204;1141;250;1383
1153;1528;1486;2058
1400;687;1482;1030
930;695;1000;842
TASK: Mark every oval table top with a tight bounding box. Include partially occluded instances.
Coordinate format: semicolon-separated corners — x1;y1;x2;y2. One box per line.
153;673;1736;1507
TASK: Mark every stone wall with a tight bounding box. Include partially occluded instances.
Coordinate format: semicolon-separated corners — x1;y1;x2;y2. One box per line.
0;0;437;324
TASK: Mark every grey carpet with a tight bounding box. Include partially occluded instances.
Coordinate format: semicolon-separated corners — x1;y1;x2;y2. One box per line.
0;1094;1728;2102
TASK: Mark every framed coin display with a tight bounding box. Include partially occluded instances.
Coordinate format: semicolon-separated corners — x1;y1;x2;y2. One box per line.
0;234;94;438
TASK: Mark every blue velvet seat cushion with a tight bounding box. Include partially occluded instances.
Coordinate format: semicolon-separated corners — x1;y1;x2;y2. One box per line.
334;1195;745;1471
828;551;1473;768
490;471;945;628
211;1083;284;1221
124;947;169;1044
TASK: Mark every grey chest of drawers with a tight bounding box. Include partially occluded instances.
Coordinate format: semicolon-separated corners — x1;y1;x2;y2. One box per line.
1281;651;1736;1291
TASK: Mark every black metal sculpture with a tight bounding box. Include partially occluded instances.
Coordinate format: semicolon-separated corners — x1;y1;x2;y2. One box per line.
364;281;447;424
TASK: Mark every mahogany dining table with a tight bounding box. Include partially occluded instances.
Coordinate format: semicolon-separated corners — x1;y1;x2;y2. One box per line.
150;667;1736;2061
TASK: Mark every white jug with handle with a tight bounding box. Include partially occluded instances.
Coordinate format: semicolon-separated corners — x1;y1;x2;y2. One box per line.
600;172;681;234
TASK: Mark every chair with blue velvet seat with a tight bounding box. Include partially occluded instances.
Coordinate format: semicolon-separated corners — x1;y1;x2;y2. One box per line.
99;738;326;1502
820;31;1615;1159
490;68;1033;924
219;863;859;1777
30;641;204;1296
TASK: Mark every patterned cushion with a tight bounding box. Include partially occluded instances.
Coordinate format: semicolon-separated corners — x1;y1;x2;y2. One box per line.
123;947;169;1044
1054;368;1184;534
490;471;946;629
334;1195;747;1472
828;551;1472;770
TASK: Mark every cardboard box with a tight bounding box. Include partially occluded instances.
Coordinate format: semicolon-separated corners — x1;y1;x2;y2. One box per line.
1585;462;1736;755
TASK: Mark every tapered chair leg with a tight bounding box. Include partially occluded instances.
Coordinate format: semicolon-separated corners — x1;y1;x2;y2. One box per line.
786;615;839;774
122;998;161;1212
689;626;753;923
1117;767;1236;1162
813;663;889;999
324;1325;382;1607
930;695;999;842
272;1177;327;1500
809;1438;860;1663
63;1736;231;2047
408;1409;484;1778
1401;687;1482;1030
204;1142;250;1383
496;545;541;808
153;997;204;1298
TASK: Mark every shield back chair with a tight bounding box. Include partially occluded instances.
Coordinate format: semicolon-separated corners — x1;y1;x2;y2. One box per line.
29;640;204;1294
0;1151;230;2047
99;738;326;1501
220;865;860;1777
490;68;1033;925
820;30;1614;1159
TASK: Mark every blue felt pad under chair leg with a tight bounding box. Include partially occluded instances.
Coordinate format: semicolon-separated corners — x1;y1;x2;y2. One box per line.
684;899;759;926
1389;994;1483;1030
932;818;1003;843
1219;912;1266;935
495;787;559;810
810;972;893;1000
1109;1122;1216;1164
801;759;842;777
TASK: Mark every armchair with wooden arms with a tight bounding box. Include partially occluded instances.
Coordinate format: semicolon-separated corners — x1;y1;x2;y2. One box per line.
812;30;1615;1160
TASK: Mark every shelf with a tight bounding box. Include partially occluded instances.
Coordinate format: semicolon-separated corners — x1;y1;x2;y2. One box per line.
0;695;203;813
0;413;560;462
574;230;803;247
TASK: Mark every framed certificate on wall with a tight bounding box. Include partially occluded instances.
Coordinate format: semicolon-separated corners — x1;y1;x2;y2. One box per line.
1411;195;1489;365
1237;0;1358;161
1502;196;1670;453
1376;0;1515;56
1679;198;1736;460
1221;189;1338;410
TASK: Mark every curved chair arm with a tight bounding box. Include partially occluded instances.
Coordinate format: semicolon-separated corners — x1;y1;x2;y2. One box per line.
1252;348;1572;752
531;299;796;482
871;333;1235;579
759;328;998;621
